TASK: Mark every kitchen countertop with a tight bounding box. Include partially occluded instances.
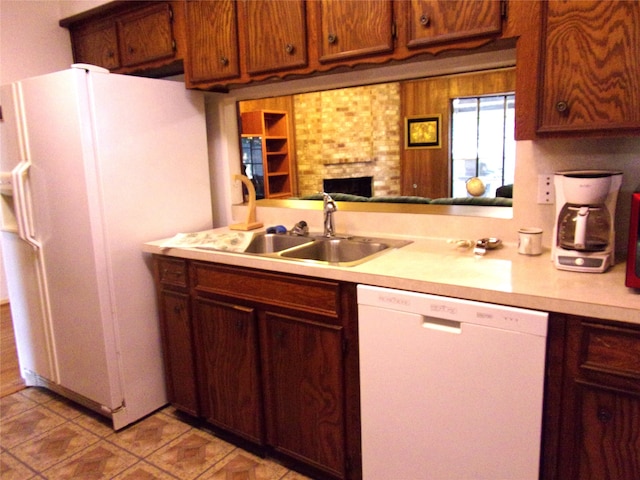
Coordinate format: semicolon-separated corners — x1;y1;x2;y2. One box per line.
143;228;640;325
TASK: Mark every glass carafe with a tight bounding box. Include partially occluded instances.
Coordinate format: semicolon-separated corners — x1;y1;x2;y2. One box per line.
557;204;611;251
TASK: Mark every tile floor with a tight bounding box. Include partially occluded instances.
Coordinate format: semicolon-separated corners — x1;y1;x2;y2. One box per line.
0;387;312;480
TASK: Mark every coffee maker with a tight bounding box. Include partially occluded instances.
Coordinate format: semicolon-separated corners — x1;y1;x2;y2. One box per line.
552;170;623;273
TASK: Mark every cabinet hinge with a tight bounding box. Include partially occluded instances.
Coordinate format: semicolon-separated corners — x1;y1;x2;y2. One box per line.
169;5;174;21
172;39;177;52
342;337;348;355
392;21;397;40
501;0;507;19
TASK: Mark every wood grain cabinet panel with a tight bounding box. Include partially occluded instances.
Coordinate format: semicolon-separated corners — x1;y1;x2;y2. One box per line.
62;1;184;76
538;0;640;134
184;0;240;86
193;297;265;445
71;18;121;70
153;256;198;416
405;0;503;48
546;315;640;480
241;0;307;75
317;0;394;63
117;3;176;68
261;311;346;479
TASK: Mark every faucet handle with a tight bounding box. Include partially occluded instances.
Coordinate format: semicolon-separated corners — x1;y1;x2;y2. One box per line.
291;220;309;236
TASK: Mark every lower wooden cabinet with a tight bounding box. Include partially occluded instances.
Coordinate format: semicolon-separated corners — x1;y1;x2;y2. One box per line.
153;257;199;416
152;256;360;480
262;311;346;477
543;314;640;480
193;297;264;445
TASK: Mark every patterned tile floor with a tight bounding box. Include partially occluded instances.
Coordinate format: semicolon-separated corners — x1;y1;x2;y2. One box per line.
0;387;312;480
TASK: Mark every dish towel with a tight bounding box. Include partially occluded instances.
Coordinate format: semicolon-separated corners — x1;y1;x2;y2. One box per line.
159;231;255;252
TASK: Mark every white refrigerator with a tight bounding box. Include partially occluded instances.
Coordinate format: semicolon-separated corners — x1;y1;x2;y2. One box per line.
0;65;212;429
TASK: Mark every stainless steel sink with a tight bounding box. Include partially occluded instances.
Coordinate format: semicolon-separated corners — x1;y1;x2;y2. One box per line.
281;236;406;266
244;233;313;253
228;232;411;267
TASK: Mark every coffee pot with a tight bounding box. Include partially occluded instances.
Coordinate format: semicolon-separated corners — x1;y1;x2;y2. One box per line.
552;170;623;273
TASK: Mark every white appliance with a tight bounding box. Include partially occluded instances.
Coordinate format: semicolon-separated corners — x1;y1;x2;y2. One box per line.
552;170;623;273
357;285;548;480
0;65;212;429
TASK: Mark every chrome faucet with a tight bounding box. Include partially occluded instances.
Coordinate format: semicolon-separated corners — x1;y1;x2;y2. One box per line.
323;192;337;237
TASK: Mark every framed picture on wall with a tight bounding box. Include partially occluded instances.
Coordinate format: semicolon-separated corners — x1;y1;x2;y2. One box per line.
405;115;441;149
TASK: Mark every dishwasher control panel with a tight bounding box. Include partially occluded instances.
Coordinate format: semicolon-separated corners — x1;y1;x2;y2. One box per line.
357;285;548;336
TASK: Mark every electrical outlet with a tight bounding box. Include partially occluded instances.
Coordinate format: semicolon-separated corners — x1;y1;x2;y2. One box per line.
537;174;554;204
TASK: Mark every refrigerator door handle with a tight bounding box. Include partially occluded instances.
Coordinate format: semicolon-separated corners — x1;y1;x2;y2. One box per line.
12;161;40;249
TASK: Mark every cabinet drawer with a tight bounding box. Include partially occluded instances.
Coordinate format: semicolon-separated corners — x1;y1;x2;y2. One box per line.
156;256;188;288
581;322;640;380
192;263;341;320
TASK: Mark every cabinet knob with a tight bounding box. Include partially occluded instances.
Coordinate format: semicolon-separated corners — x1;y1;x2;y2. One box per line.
285;43;295;54
328;33;338;44
597;407;613;423
420;14;430;26
220;56;229;66
107;51;115;58
128;46;135;54
555;100;569;114
173;305;181;314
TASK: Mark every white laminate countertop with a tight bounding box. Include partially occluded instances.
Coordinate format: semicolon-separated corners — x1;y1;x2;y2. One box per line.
143;228;640;325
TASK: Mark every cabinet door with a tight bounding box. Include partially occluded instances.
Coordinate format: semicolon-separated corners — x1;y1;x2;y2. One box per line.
539;0;640;133
158;290;199;416
317;0;394;63
117;3;176;68
185;0;240;84
71;19;120;70
242;0;307;75
572;384;640;480
194;297;264;445
262;312;345;479
406;0;503;48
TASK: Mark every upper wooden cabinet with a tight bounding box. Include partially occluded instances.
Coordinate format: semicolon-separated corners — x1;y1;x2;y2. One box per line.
117;3;177;68
61;1;185;77
405;0;504;48
537;0;640;135
184;0;240;87
240;0;307;75
317;0;394;63
70;18;121;71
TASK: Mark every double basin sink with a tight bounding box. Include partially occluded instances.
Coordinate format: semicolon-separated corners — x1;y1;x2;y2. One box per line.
241;232;411;267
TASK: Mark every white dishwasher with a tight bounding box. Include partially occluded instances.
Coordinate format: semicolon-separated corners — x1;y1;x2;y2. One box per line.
357;285;548;480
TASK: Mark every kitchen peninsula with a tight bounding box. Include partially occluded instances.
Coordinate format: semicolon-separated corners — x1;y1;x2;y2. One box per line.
144;226;639;480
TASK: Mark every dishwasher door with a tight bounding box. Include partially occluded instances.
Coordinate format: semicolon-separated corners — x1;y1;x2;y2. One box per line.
357;285;548;480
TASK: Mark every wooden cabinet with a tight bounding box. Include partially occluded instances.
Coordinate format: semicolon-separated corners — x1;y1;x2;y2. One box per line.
317;0;394;63
152;256;199;416
404;0;504;48
117;3;177;68
193;297;264;444
262;312;346;477
537;0;640;135
184;0;240;87
241;111;293;199
240;0;307;75
61;1;185;77
543;314;640;480
189;262;360;480
70;18;120;71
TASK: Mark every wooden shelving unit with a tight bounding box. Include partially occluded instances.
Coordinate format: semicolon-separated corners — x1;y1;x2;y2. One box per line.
240;110;292;199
